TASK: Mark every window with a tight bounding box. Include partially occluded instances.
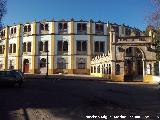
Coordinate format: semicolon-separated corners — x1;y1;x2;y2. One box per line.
40;23;49;31
45;24;49;31
77;23;87;34
57;58;67;69
24;25;31;33
13;44;16;53
94;66;96;73
100;42;104;52
28;25;31;32
40;24;44;30
1;30;5;37
126;47;132;56
24;26;27;32
95;23;104;34
23;42;26;52
0;45;3;54
76;41;87;52
77;58;86;69
63;41;68;52
11;28;13;34
115;64;120;75
58;22;67;33
40;58;46;67
91;66;93;73
39;41;43;51
57;41;68;54
58;41;62;52
109;64;111;74
94;41;105;52
14;27;16;34
44;41;48;52
125;28;131;36
97;65;100;73
27;42;31;52
9;44;12;53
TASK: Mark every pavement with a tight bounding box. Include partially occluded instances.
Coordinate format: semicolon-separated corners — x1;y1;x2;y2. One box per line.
0;77;160;120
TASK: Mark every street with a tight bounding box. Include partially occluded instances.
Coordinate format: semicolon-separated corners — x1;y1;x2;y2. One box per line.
0;78;160;120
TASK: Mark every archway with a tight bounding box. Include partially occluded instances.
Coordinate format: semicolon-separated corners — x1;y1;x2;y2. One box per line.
124;47;144;81
23;59;29;73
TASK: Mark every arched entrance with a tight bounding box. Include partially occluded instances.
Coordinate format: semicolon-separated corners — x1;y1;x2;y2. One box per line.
124;47;144;81
23;59;29;73
40;58;47;74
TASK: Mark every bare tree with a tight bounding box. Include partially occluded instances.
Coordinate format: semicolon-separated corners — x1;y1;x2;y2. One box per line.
148;0;160;28
0;0;6;30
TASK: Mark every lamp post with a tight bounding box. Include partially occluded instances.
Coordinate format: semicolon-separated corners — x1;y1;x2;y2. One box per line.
46;49;49;79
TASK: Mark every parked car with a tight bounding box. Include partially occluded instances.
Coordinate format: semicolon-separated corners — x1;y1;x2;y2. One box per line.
0;70;24;87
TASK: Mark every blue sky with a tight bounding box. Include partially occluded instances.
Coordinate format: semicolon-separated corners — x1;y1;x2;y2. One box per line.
3;0;154;30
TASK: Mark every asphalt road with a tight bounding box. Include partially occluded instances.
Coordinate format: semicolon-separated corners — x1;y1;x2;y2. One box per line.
0;78;160;120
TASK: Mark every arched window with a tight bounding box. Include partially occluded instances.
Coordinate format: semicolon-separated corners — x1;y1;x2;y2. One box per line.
24;26;27;32
14;27;16;34
40;58;46;67
28;25;31;32
77;58;86;69
23;42;26;52
9;44;12;53
11;28;13;34
109;64;111;74
97;65;100;73
44;41;48;52
106;64;108;74
13;44;16;53
57;58;67;69
45;24;49;31
39;41;43;51
40;23;44;30
27;42;31;52
94;66;96;73
91;66;93;73
63;41;68;52
115;64;120;75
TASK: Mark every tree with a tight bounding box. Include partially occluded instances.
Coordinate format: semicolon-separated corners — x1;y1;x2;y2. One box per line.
0;0;7;30
147;0;160;61
148;0;160;28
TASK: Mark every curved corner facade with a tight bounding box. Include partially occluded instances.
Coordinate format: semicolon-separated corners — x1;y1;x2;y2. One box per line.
0;19;110;74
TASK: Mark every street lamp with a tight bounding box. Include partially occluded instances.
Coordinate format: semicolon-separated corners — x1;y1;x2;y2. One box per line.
46;49;49;79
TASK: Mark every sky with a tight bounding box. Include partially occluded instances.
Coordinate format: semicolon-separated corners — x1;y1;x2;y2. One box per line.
2;0;155;31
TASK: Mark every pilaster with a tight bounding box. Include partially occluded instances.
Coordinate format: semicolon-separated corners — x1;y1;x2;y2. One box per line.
4;26;9;70
87;20;93;71
70;19;74;74
16;24;21;70
31;21;37;74
49;19;55;74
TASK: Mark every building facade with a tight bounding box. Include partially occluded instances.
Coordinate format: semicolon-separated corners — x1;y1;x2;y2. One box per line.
91;24;159;83
0;19;109;74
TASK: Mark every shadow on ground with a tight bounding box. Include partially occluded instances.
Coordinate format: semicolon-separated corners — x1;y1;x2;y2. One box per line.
0;78;160;120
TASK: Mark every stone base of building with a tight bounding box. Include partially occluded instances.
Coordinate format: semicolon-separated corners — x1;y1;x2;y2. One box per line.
74;69;90;74
112;75;124;82
29;69;39;74
143;75;154;83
